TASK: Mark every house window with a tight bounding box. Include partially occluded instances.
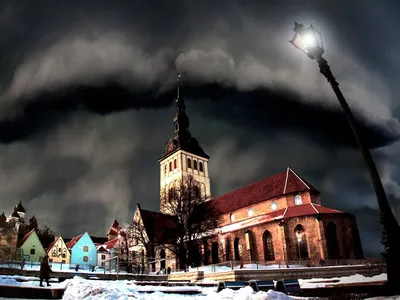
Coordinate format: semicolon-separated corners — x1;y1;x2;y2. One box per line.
58;248;61;252
169;161;172;172
174;159;177;169
83;246;89;252
30;249;35;255
193;160;198;170
164;165;167;175
199;162;204;172
83;256;88;262
62;253;66;258
187;158;192;168
62;260;65;264
101;255;106;260
101;262;105;266
52;250;56;256
49;259;53;263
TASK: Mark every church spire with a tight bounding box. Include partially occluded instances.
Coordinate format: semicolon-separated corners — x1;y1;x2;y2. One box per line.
173;73;190;139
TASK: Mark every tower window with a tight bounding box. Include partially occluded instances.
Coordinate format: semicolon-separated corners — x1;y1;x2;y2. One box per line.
187;158;192;169
175;123;179;132
169;162;172;172
199;162;204;172
164;165;167;175
193;160;198;170
174;159;177;169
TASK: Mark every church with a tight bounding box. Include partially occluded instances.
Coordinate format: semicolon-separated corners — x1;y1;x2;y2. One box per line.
129;78;364;271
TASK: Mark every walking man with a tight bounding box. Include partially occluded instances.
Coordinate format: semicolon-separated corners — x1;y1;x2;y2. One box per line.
39;255;52;287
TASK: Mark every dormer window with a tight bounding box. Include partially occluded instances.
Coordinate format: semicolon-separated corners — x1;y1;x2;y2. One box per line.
294;195;303;205
199;162;204;172
248;208;254;217
230;214;235;223
187;158;192;169
193;160;198;170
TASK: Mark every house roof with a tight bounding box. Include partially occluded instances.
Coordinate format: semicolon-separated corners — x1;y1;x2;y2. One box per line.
209;167;319;215
138;205;178;243
20;229;35;245
107;220;120;236
46;236;61;253
97;245;109;253
65;233;84;249
103;238;119;250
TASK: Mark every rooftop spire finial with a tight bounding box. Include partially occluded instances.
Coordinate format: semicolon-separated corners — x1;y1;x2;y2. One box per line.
176;72;181;101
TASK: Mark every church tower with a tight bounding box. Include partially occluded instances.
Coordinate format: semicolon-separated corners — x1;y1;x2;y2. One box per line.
158;74;211;213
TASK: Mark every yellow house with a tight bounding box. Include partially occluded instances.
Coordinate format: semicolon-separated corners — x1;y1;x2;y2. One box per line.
47;236;71;264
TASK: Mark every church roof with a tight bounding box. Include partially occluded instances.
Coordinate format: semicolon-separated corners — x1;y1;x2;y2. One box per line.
210;167;319;215
11;207;19;218
0;212;6;224
138;206;178;243
16;200;25;213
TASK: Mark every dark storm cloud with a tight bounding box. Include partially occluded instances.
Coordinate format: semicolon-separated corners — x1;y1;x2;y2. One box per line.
0;0;399;255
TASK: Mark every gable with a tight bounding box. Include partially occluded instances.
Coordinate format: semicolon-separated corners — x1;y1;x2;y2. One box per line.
209;168;319;215
47;236;69;254
21;230;45;254
74;232;96;249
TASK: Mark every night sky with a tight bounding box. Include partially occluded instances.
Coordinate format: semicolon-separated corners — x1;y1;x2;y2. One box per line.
0;0;399;256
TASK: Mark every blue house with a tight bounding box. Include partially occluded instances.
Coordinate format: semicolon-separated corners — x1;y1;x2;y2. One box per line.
66;232;97;267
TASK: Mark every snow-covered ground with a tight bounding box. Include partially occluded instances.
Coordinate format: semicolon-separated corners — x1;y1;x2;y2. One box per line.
0;273;393;299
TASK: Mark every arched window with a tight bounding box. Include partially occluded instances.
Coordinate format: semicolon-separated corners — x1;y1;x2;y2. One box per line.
230;214;235;223
326;222;340;258
160;249;166;269
245;230;255;261
212;242;219;264
174;159;177;169
193;160;198;170
187;158;192;169
294;194;303;205
263;231;275;261
225;237;231;261
169;162;172;172
234;238;241;261
164;165;167;175
199;162;204;172
294;224;309;259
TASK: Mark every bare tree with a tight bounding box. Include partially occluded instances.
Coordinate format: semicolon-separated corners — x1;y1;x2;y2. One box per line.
161;175;221;270
128;206;175;271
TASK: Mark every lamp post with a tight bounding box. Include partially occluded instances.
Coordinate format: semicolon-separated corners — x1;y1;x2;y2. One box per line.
296;232;303;267
290;22;400;294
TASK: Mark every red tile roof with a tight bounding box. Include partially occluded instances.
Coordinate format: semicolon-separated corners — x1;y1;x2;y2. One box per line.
20;229;35;245
210;168;319;215
104;238;119;250
281;203;343;219
66;233;84;249
46;236;61;253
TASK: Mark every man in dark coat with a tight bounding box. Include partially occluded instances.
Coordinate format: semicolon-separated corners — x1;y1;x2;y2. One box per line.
39;255;52;287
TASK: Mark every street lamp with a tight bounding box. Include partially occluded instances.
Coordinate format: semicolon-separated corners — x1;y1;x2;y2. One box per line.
296;232;304;267
290;22;400;295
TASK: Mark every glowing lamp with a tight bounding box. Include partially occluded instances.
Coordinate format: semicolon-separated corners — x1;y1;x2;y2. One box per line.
290;22;324;59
